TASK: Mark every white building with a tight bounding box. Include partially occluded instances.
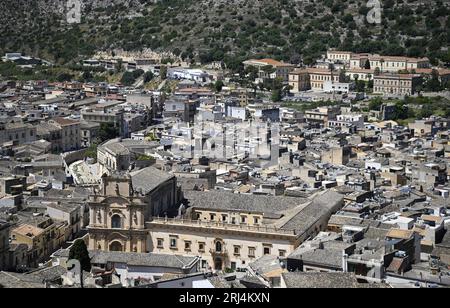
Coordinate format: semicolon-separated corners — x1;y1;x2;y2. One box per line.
328;114;365;129
168;68;212;83
228;106;248;121
323;81;354;93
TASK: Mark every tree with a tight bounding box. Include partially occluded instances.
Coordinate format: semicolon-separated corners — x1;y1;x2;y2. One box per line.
419;104;433;118
423;69;442;92
214;80;224;92
262;65;276;75
57;72;73;82
136;154;154;161
441;51;450;66
355;80;365;92
393;102;409;120
115;59;124;74
271;77;284;102
84;143;97;160
81;71;93;82
160;65;168;80
143;71;154;83
121;71;136;86
283;84;293;96
369;97;383;111
245;65;259;81
271;88;282;102
69;239;91;273
98;123;120;142
132;69;144;79
339;69;348;83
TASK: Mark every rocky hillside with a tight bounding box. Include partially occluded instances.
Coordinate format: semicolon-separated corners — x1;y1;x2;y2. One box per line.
1;0;449;67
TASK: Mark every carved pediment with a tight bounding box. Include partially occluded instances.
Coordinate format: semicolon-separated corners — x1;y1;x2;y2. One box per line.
107;232;129;242
101;196;131;208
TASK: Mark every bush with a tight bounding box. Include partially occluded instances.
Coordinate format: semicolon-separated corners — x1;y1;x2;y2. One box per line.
69;239;91;272
121;71;136;86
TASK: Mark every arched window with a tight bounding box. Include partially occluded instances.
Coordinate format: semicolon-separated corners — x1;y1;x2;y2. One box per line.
215;241;222;253
111;215;122;229
109;241;123;252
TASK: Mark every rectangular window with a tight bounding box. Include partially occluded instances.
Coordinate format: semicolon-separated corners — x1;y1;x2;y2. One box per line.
198;242;205;252
157;238;164;248
210;213;215;221
170;238;177;249
279;250;286;257
184;241;191;251
234;246;241;256
248;247;256;258
241;216;246;224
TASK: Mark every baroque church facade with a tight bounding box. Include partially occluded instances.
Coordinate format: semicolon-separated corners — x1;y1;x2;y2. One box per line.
88;167;182;253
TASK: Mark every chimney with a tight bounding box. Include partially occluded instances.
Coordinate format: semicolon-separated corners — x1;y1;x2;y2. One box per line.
342;250;349;273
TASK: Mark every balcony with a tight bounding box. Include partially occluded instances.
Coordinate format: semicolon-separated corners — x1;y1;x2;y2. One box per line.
147;217;297;237
209;248;227;257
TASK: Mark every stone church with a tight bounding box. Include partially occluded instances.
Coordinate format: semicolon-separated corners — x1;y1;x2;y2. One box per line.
88;166;182;253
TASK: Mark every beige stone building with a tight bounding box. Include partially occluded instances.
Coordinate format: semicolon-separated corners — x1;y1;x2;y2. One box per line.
345;69;375;82
321;147;351;166
243;58;294;82
350;54;430;73
326;50;353;64
147;190;344;271
0;121;37;146
48;117;81;152
288;69;310;93
307;68;340;91
87;166;181;253
409;120;436;137
373;74;422;96
304;106;341;126
10;218;68;268
87;166;345;272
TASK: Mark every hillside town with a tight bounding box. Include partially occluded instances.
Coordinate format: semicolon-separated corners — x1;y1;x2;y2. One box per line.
1;48;450;289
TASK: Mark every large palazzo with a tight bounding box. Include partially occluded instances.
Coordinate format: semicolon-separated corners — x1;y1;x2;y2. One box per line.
87;168;344;271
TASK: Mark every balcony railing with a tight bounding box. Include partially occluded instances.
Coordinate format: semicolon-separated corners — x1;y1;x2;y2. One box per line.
148;217;297;236
209;248;228;256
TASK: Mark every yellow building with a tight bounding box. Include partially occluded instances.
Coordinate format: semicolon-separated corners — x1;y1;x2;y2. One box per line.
350;54;430;73
326;50;353;64
345;68;375;81
243;58;294;82
288;69;310;92
373;74;422;96
11;218;68;268
307;68;340;91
